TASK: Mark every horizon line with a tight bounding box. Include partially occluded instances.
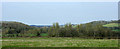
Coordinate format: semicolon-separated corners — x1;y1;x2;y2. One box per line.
1;19;118;25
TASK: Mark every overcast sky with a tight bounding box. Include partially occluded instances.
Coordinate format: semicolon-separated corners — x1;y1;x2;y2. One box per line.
2;2;118;25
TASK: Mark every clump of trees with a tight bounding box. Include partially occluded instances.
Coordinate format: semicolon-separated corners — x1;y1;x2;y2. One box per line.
48;22;119;39
1;20;120;39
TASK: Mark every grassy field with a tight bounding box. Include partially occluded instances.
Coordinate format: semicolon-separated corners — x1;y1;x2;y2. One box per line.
103;23;118;27
2;37;118;47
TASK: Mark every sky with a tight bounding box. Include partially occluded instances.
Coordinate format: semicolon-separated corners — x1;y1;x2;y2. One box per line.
1;0;120;2
2;2;118;25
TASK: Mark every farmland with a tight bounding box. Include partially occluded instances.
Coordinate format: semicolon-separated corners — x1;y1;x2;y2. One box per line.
103;23;118;27
2;37;118;47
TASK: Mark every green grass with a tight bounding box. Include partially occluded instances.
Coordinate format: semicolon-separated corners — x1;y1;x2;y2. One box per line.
2;37;118;47
103;23;119;27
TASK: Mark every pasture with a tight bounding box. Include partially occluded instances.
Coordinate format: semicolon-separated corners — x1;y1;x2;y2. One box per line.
2;37;118;47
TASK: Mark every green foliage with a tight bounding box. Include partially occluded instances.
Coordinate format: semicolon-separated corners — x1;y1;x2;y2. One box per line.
1;20;120;39
112;29;120;31
40;33;48;37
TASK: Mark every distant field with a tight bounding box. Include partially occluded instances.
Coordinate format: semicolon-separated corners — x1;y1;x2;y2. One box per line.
2;37;118;47
103;23;118;27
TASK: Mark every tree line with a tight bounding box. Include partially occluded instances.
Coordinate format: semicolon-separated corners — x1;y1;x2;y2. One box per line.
1;20;120;39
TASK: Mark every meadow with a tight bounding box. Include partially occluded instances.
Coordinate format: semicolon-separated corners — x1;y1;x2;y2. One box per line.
2;37;118;47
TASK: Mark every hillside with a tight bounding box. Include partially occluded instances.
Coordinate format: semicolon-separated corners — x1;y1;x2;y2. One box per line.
72;21;110;28
103;23;120;31
103;23;119;27
1;21;35;37
1;21;32;29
